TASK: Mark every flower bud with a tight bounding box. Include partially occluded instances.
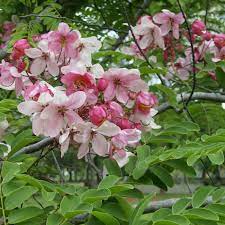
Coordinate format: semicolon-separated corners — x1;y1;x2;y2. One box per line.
136;92;157;114
89;105;107;126
97;78;108;91
117;118;133;129
191;20;206;36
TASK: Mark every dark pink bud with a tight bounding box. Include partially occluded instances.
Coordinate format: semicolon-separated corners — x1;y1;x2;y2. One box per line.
117;118;133;129
89;105;107;126
191;20;206;36
97;78;108;91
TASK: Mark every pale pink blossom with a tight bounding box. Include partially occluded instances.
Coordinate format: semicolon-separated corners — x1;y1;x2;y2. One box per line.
75;36;101;65
25;40;59;76
103;68;148;103
0;60;23;95
48;22;79;58
133;16;165;49
153;10;184;39
74;120;121;159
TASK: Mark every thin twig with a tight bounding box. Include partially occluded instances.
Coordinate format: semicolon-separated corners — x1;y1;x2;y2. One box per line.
0;175;7;225
86;154;103;180
121;1;164;84
177;0;196;106
51;151;65;183
204;0;210;26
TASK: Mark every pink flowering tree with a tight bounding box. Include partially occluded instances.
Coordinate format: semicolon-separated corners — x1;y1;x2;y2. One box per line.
1;0;225;224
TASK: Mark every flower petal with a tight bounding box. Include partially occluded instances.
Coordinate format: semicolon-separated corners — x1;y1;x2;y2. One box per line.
95;121;121;137
77;142;89;159
30;58;46;76
92;133;108;156
17;101;42;116
25;48;42;58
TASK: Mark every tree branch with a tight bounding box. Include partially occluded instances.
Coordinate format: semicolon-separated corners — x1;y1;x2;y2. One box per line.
157;92;225;113
12;137;55;157
144;196;214;213
12;92;225;156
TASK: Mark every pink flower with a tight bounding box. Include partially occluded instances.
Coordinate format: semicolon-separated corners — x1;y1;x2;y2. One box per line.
61;72;95;95
89;105;107;126
48;22;79;58
111;128;141;150
213;34;225;49
11;39;30;60
39;90;86;137
25;40;59;76
133;16;165;49
135;91;158;114
212;47;225;62
103;68;148;103
191;20;206;36
74;120;121;159
18;90;86;137
23;81;53;101
153;10;184;39
0;60;24;95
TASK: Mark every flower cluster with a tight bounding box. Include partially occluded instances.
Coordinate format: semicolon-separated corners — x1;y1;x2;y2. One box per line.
0;22;159;166
123;9;225;81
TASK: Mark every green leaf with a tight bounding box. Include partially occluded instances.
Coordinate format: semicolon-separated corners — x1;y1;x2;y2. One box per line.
5;186;38;210
212;188;225;202
153;221;179;225
59;195;80;216
46;214;64;225
192;186;215;208
2;180;25;197
104;159;121;177
208;151;224;165
129;194;154;225
8;207;44;224
64;203;93;219
115;196;133;219
172;198;191;214
41;189;56;202
207;204;225;216
150;166;174;188
216;67;225;89
92;211;120;225
81;189;111;203
152;208;171;221
165;160;196;177
98;175;120;189
155;84;177;107
16;174;43;189
1;161;20;183
184;208;219;221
